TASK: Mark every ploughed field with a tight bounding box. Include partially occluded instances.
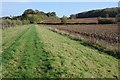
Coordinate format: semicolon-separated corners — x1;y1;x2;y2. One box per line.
2;25;119;78
42;18;115;24
48;24;119;43
42;18;98;23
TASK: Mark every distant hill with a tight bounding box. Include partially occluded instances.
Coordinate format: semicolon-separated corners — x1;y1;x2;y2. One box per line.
69;7;120;19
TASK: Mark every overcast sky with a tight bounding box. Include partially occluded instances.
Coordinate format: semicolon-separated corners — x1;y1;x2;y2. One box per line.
2;2;118;17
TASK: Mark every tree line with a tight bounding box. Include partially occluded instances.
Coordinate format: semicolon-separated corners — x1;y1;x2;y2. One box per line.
2;19;30;29
69;7;120;19
1;9;59;29
1;7;120;29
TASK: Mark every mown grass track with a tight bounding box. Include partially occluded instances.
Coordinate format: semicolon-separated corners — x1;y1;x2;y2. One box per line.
2;25;119;78
2;25;30;50
2;25;51;78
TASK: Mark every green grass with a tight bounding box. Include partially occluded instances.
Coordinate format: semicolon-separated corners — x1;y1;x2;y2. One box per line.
2;25;49;78
36;25;118;78
0;29;2;79
2;25;30;50
2;25;119;78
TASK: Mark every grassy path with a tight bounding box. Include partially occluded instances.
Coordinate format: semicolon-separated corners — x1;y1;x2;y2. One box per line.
2;25;47;78
2;25;30;50
2;25;119;78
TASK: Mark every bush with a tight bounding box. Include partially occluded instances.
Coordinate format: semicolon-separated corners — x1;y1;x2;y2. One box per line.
97;17;115;24
16;19;22;25
61;16;67;24
11;20;17;26
116;14;120;23
22;20;30;25
2;19;12;28
2;19;29;29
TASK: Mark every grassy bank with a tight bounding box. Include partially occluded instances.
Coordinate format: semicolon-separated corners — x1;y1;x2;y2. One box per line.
36;25;118;78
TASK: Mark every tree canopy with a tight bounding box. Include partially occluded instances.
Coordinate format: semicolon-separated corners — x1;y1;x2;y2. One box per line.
69;7;120;18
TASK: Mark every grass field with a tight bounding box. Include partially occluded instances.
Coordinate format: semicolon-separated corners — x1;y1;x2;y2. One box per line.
2;25;119;78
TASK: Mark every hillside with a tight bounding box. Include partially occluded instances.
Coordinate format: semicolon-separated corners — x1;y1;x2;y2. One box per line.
70;7;120;18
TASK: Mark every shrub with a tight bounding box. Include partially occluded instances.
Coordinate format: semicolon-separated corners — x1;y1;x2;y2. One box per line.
61;16;67;24
16;19;22;25
2;19;12;28
2;19;28;29
11;20;17;26
97;17;115;24
22;20;30;25
115;14;120;23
